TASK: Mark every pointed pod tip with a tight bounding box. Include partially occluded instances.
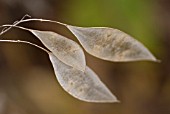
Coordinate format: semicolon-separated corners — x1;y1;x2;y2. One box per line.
155;59;161;63
150;55;160;63
114;99;121;103
104;99;120;103
81;98;120;103
93;93;120;103
116;100;121;103
147;58;161;63
109;95;120;103
98;98;120;103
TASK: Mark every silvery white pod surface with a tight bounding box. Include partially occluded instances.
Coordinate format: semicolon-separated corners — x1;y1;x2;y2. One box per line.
49;53;119;103
67;25;158;62
30;30;86;71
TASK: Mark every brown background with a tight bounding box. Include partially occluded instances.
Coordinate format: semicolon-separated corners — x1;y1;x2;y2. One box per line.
0;0;169;114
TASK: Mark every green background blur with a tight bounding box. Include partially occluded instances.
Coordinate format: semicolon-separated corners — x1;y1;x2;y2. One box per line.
0;0;169;114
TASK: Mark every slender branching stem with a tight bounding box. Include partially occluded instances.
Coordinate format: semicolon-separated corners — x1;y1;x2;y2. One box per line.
1;25;32;31
0;14;31;36
0;16;69;37
0;39;50;54
18;18;67;26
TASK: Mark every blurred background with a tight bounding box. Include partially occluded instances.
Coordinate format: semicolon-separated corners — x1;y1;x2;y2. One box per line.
0;0;169;114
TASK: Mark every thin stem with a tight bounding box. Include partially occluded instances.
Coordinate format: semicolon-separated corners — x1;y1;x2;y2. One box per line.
1;19;69;33
0;14;31;36
0;39;50;54
19;18;67;26
0;16;70;39
2;25;32;32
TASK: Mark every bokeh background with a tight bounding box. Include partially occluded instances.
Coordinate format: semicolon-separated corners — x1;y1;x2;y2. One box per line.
0;0;169;114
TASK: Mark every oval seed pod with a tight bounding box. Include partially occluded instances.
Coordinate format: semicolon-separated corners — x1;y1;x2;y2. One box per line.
49;53;119;103
67;25;158;62
30;29;86;71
